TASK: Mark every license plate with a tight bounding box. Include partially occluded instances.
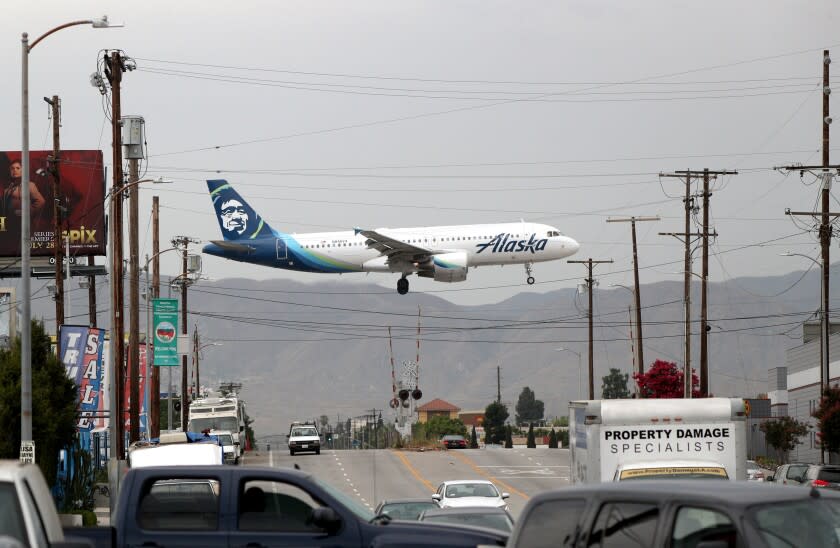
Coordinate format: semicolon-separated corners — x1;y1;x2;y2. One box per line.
301;444;308;449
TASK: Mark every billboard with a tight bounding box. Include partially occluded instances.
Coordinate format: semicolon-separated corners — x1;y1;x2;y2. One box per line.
60;325;108;450
0;150;105;257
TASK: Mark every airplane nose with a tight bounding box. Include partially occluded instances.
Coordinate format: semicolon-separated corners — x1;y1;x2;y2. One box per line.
566;237;580;255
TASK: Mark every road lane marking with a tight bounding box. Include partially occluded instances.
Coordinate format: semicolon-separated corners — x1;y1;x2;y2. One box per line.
450;452;529;500
394;450;436;492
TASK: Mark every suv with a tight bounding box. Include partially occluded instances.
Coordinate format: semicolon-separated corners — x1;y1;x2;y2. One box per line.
767;463;809;485
211;430;240;465
803;464;840;489
288;422;321;455
505;480;840;548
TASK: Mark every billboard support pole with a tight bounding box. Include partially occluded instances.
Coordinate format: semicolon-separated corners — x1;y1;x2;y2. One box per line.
46;95;64;337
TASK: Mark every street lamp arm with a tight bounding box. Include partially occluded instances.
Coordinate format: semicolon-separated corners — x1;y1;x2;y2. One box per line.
144;246;180;270
107;177;172;201
29;21;95;49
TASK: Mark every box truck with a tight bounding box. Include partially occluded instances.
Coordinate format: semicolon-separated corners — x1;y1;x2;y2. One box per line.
569;397;747;483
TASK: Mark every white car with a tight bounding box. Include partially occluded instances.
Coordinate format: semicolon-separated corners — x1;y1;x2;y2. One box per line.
432;480;510;511
746;460;766;482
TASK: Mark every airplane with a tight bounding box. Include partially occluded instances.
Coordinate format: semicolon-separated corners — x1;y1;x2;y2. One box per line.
202;179;580;295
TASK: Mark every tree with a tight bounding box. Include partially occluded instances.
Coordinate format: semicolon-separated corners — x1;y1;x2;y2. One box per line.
414;415;466;442
515;387;544;425
484;401;509;444
526;423;536;448
548;428;558;448
470;425;478;448
601;368;630;399
0;321;77;487
760;416;810;463
813;385;840;454
633;359;701;398
504;426;513;448
319;415;330;431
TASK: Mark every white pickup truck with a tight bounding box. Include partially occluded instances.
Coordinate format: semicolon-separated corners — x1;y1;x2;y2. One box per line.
0;459;92;547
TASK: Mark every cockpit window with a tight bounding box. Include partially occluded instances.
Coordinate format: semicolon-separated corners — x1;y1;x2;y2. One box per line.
547;231;561;237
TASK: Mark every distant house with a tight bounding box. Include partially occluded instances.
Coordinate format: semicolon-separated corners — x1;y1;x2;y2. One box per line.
458;411;485;427
417;398;460;423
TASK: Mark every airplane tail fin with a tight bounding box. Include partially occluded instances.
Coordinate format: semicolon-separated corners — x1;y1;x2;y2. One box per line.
207;179;276;241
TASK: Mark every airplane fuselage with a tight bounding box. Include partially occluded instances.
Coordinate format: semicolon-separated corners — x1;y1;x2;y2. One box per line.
202;222;579;275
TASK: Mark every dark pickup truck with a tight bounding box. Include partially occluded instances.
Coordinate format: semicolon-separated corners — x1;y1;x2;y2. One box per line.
66;465;507;548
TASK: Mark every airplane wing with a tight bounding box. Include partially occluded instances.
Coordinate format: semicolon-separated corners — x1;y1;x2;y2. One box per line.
355;228;434;261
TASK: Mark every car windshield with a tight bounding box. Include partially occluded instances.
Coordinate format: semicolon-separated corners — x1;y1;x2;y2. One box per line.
217;434;233;445
817;468;840;483
747;461;758;469
424;513;513;532
189;417;239;432
379;502;438;520
0;482;26;544
293;428;318;437
446;483;499;498
619;467;729;481
751;499;840;547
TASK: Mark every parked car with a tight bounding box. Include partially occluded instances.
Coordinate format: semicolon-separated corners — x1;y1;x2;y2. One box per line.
766;462;809;485
373;498;439;520
746;460;765;482
433;480;510;510
505;479;840;548
802;464;840;489
419;506;515;533
441;435;468;449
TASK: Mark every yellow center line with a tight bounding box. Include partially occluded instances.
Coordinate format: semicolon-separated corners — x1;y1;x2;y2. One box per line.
451;451;530;500
393;450;436;492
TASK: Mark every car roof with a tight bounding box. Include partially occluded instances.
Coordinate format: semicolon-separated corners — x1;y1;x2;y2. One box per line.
422;506;510;517
0;460;40;482
618;460;728;471
377;498;438;505
527;480;840;508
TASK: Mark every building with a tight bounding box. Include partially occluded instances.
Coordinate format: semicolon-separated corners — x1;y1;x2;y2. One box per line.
772;322;840;463
416;398;460;423
458;410;485;427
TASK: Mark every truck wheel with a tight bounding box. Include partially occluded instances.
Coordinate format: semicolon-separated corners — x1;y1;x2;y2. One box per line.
316;448;320;455
289;449;295;456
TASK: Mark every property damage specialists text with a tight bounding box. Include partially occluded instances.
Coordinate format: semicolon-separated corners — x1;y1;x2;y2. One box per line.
604;427;730;454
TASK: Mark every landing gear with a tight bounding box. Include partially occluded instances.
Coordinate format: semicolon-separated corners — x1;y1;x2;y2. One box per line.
525;263;535;285
397;277;409;295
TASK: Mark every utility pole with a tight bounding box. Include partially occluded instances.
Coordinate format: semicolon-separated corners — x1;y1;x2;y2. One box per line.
193;325;199;399
87;255;96;327
779;50;839;465
127;156;140;443
123;114;145;444
171;236;198;430
150;197;160;438
606;216;659;375
46;95;64;337
106;50;126;459
568;258;614;399
660;169;735;397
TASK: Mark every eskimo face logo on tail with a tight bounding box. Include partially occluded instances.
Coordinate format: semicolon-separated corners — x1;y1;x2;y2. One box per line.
219;199;249;237
475;233;548;254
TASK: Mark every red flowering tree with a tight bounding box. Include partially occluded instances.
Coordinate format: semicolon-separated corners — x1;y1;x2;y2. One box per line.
633;359;701;398
813;384;840;454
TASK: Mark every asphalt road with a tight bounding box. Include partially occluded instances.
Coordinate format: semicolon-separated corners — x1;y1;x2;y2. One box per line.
245;446;570;518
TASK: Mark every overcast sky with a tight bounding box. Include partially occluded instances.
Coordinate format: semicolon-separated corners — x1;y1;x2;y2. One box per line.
1;1;839;307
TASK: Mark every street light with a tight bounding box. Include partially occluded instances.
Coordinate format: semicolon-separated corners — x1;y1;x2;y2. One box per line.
556;347;583;400
194;341;223;400
20;15;121;460
781;251;827;465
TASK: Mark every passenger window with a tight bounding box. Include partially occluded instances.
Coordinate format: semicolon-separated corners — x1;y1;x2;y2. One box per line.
238;479;324;532
515;498;585;548
138;478;220;530
587;502;659;547
671;506;737;548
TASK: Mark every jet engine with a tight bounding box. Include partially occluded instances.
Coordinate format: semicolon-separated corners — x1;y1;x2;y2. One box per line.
425;252;468;283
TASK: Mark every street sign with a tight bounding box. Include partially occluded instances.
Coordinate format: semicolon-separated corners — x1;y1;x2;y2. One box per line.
153;298;179;366
19;440;35;463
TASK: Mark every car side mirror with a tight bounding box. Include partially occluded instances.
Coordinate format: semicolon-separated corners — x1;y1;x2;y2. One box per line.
310;507;342;535
501;493;510;500
765;475;774;482
432;494;442;502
